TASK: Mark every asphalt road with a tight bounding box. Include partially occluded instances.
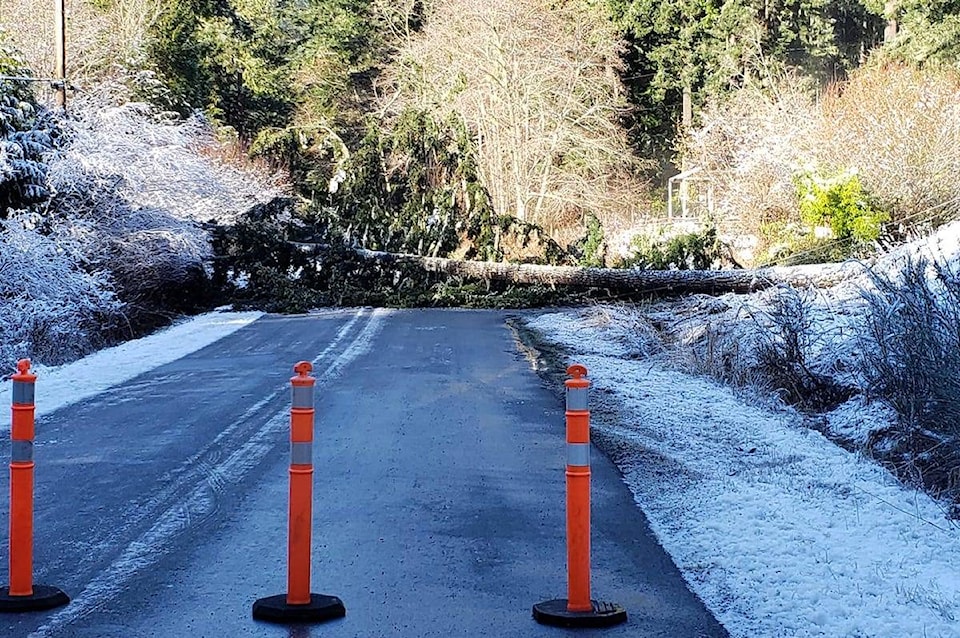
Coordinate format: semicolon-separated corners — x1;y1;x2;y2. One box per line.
0;308;728;637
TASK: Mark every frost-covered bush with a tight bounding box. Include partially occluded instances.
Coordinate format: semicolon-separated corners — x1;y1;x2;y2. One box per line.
46;90;285;225
0;80;289;364
678;76;816;254
859;258;960;438
0;36;121;366
854;257;960;503
680;64;960;265
42;88;287;321
0;219;124;365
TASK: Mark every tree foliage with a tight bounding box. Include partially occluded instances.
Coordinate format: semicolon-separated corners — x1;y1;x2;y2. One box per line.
146;0;381;143
608;0;886;158
885;0;960;67
0;34;55;217
328;108;496;257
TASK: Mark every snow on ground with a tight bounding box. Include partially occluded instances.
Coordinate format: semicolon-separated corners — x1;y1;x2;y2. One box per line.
0;310;262;433
524;309;960;638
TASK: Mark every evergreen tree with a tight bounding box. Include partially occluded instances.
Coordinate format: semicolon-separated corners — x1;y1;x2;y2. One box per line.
148;0;379;187
608;0;885;160
148;0;296;137
884;0;960;66
0;34;54;217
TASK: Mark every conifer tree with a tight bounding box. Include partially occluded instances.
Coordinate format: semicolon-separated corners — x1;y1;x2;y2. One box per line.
882;0;960;66
0;35;54;217
608;0;884;159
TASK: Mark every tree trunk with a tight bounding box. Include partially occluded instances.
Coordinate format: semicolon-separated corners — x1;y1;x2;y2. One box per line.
307;244;865;295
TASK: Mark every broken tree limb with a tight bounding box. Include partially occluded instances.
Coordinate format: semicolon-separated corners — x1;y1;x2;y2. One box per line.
295;243;870;295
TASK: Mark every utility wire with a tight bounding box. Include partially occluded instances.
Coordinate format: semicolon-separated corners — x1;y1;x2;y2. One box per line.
0;75;64;83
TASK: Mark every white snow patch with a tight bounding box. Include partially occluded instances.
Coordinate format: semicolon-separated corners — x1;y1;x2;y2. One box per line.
0;310;262;430
824;396;899;447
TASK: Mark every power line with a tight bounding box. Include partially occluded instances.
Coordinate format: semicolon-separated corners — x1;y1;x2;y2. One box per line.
0;75;63;84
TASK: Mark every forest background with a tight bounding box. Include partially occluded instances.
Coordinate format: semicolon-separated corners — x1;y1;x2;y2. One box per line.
1;0;960;350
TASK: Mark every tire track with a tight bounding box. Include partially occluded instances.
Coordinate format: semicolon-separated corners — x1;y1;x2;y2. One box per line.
29;308;390;637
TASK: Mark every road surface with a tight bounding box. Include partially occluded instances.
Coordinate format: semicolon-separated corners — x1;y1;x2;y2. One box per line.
0;308;728;637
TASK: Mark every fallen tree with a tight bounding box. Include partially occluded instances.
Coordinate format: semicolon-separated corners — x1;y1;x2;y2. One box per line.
296;243;870;296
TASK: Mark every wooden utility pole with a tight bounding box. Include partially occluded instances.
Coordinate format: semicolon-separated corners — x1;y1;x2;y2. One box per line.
54;0;66;109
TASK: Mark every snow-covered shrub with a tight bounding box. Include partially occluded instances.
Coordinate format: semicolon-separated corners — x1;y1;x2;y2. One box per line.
47;169;214;319
859;258;960;437
0;219;124;366
619;226;728;270
0;60;289;361
681;63;960;265
42;88;287;323
750;286;854;410
857;257;960;503
46;90;285;226
818;65;960;235
0;35;55;215
678;75;816;262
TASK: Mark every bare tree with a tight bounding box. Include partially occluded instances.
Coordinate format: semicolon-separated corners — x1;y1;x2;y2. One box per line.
0;0;162;88
381;0;649;239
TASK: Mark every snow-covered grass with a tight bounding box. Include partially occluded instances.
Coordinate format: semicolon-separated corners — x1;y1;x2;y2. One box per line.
524;308;960;638
0;309;261;434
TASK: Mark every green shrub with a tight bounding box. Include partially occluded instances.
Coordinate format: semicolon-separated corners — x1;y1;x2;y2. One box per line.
569;214;605;268
758;220;865;266
795;168;888;244
619;226;725;270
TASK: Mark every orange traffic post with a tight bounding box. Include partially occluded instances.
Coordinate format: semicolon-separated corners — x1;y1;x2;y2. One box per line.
0;360;69;612
253;361;345;624
533;364;626;628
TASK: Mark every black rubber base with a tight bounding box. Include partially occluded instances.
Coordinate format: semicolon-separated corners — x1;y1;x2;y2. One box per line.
252;593;345;624
533;599;627;628
0;585;70;612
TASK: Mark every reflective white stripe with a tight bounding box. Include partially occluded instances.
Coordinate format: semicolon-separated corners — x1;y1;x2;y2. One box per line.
12;381;34;405
566;387;588;411
292;386;314;409
566;443;590;467
11;440;33;462
290;441;313;465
